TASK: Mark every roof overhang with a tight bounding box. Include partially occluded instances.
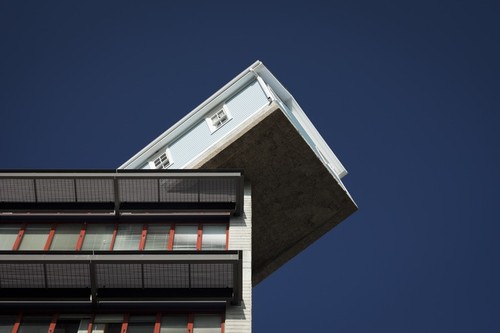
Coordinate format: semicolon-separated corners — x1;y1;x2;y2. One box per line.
190;103;358;285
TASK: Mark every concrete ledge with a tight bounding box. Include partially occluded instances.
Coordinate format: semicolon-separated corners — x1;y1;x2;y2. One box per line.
191;104;357;285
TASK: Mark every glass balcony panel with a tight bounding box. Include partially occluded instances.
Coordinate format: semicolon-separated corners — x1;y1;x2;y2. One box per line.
160;316;188;333
0;224;20;250
0;316;16;333
201;225;226;250
193;315;220;333
18;317;51;333
144;225;170;250
127;316;155;333
172;225;197;250
18;225;51;250
50;224;82;250
81;224;114;251
113;224;142;250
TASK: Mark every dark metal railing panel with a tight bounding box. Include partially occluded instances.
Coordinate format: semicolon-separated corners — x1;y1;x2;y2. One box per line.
0;171;243;216
0;250;242;305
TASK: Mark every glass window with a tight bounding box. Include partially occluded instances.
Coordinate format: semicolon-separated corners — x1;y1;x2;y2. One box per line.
50;224;82;250
201;225;226;250
0;316;16;333
160;316;188;333
92;315;123;333
18;225;51;250
54;320;80;333
113;224;142;250
81;224;114;251
18;317;51;333
0;225;20;250
193;315;220;333
144;225;170;250
77;319;91;333
172;225;198;250
127;316;155;333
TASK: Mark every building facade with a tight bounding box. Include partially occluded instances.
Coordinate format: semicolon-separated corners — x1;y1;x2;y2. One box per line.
0;62;356;333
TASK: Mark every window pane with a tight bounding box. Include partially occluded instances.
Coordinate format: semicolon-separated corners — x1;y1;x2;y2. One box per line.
77;320;91;333
144;225;170;250
193;315;220;333
92;316;123;333
0;225;20;250
81;224;114;250
201;225;226;250
113;224;142;250
54;320;80;333
127;316;154;333
18;317;51;333
0;316;16;333
160;316;187;333
18;225;51;250
91;324;121;333
50;224;81;250
172;225;198;250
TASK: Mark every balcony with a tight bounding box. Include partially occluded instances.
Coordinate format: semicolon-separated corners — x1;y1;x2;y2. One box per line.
0;170;244;217
0;250;242;308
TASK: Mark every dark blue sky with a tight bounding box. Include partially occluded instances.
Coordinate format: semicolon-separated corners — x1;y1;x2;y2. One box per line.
1;1;499;331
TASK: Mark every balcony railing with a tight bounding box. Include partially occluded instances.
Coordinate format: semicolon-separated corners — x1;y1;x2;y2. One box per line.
0;170;244;216
0;250;242;307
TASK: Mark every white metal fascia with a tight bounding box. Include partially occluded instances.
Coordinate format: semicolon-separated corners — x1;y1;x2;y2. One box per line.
251;64;348;178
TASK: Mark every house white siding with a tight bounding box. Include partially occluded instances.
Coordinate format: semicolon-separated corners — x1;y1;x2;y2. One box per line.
141;80;268;170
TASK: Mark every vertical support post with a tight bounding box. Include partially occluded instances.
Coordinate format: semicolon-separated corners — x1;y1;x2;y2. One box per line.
113;176;120;215
89;261;97;304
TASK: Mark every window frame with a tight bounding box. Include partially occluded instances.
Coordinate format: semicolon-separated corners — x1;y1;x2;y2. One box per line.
206;105;231;134
148;149;173;170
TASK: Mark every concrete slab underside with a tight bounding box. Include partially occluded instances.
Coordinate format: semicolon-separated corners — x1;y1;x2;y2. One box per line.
192;104;357;285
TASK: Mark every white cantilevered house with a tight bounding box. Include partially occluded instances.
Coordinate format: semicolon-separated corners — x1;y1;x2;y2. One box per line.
0;61;356;333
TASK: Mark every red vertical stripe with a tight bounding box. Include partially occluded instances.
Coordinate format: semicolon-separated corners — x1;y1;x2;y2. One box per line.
187;314;194;333
196;224;203;250
121;314;129;333
47;314;58;333
153;313;161;333
44;225;57;251
225;223;230;250
139;224;148;250
12;224;26;250
168;224;175;250
11;313;22;333
110;224;118;250
76;224;87;251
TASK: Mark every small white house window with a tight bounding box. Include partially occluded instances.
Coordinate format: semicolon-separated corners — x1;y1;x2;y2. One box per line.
206;106;231;133
148;149;172;169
